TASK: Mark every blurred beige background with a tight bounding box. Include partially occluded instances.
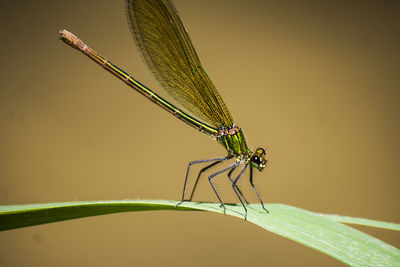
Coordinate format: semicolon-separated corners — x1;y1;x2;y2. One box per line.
0;0;399;266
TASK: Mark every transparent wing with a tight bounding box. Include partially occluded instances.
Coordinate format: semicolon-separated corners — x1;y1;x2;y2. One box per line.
125;0;233;129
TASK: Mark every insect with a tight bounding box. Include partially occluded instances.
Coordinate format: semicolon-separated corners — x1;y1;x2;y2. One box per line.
60;0;268;219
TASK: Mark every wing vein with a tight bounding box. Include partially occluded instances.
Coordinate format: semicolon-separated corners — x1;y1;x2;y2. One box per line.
125;0;234;129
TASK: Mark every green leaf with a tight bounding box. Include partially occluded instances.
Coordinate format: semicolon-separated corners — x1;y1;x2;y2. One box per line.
1;200;399;266
320;214;400;231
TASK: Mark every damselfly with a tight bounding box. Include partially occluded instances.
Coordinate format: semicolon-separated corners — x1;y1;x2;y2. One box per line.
60;0;268;219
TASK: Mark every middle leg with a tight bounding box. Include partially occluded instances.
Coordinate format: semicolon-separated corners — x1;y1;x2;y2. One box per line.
208;161;240;214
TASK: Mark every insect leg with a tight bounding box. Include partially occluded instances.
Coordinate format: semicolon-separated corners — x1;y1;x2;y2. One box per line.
175;156;229;208
232;164;249;219
208;161;240;214
188;156;233;201
249;166;269;213
227;168;249;204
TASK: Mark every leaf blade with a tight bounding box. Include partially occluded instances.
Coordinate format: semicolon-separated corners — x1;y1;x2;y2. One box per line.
320;214;400;231
1;200;399;266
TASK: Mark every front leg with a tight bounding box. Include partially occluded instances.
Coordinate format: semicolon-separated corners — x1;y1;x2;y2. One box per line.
249;166;269;213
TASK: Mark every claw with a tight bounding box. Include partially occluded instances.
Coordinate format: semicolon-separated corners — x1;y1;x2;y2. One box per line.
261;203;269;214
221;204;226;215
175;201;184;209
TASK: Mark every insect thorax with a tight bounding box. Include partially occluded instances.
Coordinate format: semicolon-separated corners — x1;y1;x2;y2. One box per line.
217;124;251;158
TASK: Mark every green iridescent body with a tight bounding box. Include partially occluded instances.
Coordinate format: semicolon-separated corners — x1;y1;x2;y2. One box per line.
218;128;249;157
60;0;268;218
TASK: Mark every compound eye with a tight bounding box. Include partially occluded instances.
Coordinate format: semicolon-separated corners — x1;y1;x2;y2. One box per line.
252;155;260;164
